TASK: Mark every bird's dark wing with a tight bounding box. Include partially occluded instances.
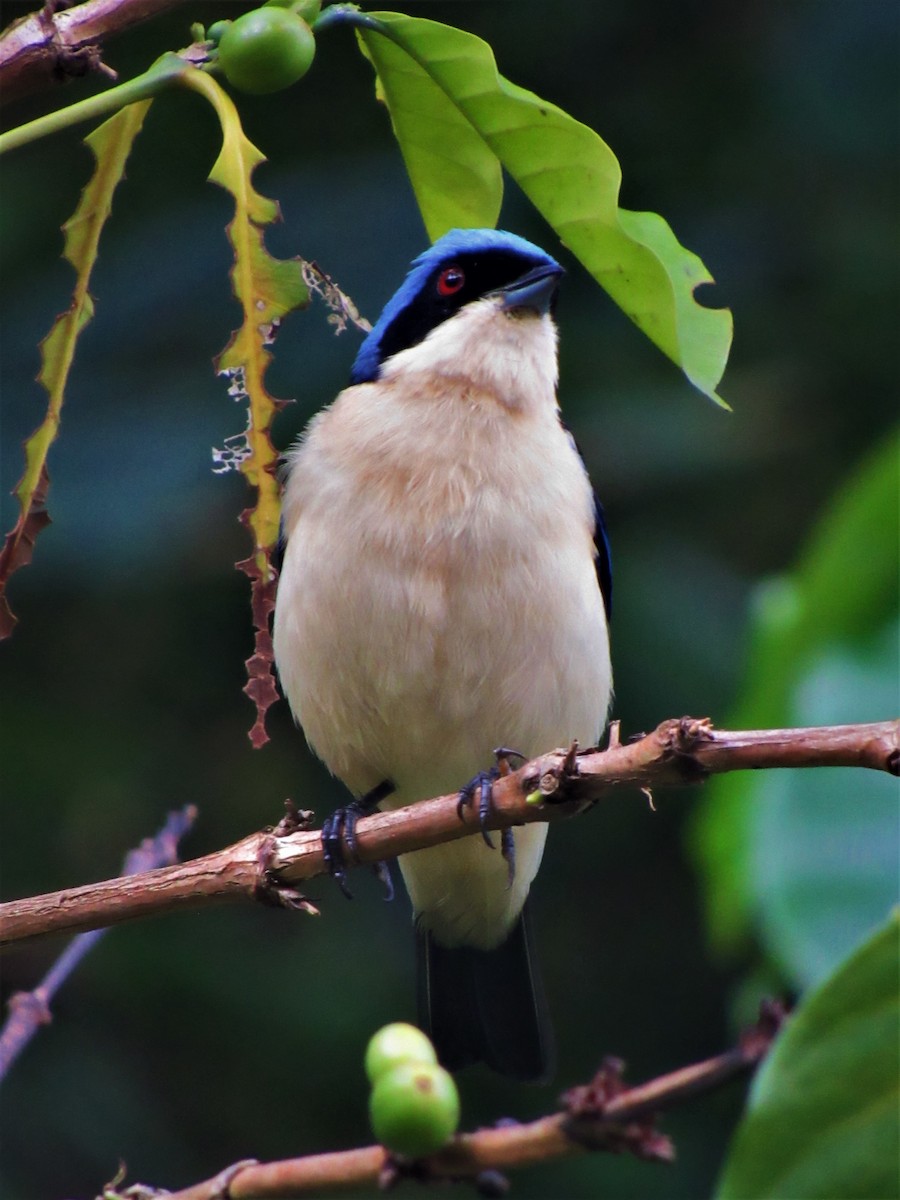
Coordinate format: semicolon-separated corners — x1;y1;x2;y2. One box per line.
593;491;613;622
563;425;612;622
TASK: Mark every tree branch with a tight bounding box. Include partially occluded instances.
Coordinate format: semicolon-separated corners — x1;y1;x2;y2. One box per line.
1;718;896;948
0;805;196;1080
0;0;190;104
121;1001;786;1198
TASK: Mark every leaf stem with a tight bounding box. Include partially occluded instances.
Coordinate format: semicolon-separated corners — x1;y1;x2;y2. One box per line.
312;4;378;35
0;52;187;156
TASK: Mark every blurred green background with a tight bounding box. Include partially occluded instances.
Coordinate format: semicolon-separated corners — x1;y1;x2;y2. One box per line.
1;2;897;1197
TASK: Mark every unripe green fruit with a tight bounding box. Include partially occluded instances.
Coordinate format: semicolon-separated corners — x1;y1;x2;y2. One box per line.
206;19;231;44
365;1022;437;1085
218;7;316;95
369;1061;460;1158
264;0;322;20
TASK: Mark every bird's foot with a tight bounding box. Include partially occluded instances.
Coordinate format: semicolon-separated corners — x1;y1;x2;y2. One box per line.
322;778;395;900
456;748;526;885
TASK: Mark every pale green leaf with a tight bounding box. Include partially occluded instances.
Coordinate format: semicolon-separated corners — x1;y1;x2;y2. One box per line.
691;430;900;964
356;30;501;239
717;914;900;1199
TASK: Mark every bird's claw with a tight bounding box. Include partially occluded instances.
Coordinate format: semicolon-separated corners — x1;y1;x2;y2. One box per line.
322;805;359;898
457;750;521;884
321;779;395;900
457;768;499;847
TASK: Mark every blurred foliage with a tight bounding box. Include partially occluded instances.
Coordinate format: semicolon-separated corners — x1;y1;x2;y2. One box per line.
717;913;900;1199
0;2;897;1199
692;432;899;984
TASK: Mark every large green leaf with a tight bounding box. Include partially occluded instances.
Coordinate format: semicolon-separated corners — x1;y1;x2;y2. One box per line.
691;430;900;970
717;914;900;1200
352;11;732;405
356;31;502;238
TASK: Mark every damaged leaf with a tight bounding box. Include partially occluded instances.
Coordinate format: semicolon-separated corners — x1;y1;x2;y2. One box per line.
178;69;309;745
0;100;152;636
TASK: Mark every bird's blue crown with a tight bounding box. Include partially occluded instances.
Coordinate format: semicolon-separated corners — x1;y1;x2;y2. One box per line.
351;228;560;384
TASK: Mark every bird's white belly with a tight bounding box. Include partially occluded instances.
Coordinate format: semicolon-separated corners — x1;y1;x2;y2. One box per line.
275;493;610;947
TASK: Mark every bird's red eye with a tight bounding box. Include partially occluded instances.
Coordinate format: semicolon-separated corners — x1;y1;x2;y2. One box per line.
437;266;465;297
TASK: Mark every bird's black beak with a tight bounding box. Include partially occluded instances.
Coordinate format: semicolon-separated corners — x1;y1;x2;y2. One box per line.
496;263;563;316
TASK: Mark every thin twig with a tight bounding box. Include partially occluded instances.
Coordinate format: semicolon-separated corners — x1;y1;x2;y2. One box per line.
137;1002;786;1199
1;718;896;948
0;804;197;1080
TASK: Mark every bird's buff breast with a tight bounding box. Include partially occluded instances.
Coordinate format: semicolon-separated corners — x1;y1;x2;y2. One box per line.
273;381;611;945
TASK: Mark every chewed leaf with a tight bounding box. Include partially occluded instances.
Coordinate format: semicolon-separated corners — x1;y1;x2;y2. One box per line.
177;69;309;746
0;100;152;638
356;28;502;240
356;12;732;405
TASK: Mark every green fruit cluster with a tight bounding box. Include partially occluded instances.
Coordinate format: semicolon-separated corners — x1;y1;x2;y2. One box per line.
365;1023;461;1158
210;2;318;95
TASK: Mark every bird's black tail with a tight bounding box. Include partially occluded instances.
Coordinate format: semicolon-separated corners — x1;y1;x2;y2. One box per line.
416;901;554;1082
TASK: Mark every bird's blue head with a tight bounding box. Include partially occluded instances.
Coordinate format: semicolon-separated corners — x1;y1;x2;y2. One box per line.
350;229;562;385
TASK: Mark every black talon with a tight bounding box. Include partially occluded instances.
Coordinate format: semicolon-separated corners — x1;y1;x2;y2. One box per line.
457;748;525;872
373;858;395;902
493;746;527;765
322;779;395;899
457;768;499;848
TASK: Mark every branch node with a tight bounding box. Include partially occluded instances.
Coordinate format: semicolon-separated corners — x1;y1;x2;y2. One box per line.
271;798;315;837
254;834;320;914
561;1057;674;1162
740;997;790;1059
531;740;582;804
209;1158;259;1199
659;716;715;783
7;987;51;1027
562;1055;627;1116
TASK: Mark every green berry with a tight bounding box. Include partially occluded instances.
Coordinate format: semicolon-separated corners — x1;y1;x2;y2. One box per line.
218;7;316;95
264;0;322;19
365;1022;437;1085
369;1061;460;1158
206;19;232;44
293;0;322;22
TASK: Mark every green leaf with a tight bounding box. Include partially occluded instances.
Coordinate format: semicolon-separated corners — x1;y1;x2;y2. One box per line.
690;430;900;967
355;30;502;239
0;100;152;637
177;69;309;747
748;626;899;987
717;914;900;1200
355;11;732;404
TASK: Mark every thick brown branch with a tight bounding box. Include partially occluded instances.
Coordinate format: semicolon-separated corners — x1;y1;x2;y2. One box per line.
0;0;188;104
151;1003;785;1198
1;718;896;948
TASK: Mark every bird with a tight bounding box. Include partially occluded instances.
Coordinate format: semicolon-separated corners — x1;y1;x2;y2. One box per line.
273;228;612;1081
